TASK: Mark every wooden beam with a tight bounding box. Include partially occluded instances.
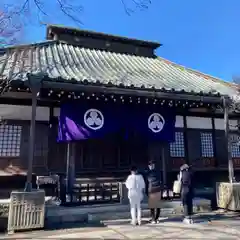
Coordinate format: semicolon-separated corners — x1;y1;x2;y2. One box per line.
41;81;223;104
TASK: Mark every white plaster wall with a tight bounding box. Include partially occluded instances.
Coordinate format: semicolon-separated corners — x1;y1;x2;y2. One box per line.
214;119;224;130
0;104;49;121
54;108;60;117
175;116;184;128
186;116;212;129
214;118;238;130
229;120;238;130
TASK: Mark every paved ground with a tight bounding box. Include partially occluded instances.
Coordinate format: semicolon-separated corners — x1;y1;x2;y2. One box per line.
1;211;240;239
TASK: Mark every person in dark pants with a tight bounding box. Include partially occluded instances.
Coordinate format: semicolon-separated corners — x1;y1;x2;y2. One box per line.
179;164;194;224
145;160;162;224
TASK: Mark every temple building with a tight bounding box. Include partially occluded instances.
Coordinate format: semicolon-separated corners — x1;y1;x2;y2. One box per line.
0;25;239;202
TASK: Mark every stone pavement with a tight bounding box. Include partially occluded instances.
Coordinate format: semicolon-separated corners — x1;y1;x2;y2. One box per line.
1;212;240;239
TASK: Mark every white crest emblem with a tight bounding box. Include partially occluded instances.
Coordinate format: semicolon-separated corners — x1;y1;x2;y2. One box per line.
148;113;165;133
84;108;104;130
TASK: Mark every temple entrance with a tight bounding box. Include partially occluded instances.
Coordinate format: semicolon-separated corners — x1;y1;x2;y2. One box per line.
50;99;175;205
74;130;148;178
54;130;149;205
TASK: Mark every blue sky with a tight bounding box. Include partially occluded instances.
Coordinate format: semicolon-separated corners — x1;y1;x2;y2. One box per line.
8;0;240;81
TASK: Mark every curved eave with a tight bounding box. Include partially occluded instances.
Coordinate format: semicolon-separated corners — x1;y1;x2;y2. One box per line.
0;41;238;101
20;75;223;104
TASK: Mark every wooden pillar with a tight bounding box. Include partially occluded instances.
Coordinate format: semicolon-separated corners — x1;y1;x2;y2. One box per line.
66;142;76;201
223;97;235;183
47;106;54;172
25;73;43;192
148;141;167;185
183;116;189;165
211;117;217;167
148;141;160;170
161;144;167;185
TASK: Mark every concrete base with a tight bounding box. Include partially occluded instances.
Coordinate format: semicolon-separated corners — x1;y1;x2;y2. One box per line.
45;198;211;226
216;182;240;211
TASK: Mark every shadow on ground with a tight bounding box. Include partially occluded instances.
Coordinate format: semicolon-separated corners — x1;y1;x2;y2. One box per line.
103;212;240;226
103;214;240;239
194;213;240;223
2;213;240;239
1;222;107;239
45;221;106;231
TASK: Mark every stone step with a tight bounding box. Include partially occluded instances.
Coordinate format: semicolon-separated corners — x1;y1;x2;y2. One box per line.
45;198;211;226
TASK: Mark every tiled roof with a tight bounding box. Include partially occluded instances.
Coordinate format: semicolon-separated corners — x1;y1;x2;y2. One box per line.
0;40;237;96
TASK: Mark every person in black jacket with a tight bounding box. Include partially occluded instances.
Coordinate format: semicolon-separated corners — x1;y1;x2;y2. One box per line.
145;160;162;224
179;164;194;224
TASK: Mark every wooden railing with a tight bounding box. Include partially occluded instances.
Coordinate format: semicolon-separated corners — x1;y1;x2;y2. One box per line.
202;158;215;167
35;175;178;206
63;178;122;206
233;158;240;168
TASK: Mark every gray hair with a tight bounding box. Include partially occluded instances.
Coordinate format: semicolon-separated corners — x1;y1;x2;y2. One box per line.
180;164;189;171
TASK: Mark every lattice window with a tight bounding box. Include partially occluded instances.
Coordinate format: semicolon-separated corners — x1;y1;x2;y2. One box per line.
0;125;22;157
170;132;185;157
230;135;240;158
200;132;214;157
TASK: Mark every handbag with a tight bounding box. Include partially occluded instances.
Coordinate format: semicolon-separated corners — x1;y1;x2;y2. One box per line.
173;180;182;194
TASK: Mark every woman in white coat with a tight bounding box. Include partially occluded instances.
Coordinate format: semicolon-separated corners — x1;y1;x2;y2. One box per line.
125;166;146;225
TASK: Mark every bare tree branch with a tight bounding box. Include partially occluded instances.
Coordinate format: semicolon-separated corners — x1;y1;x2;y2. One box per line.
1;0;152;41
56;0;83;25
33;0;47;16
121;0;152;15
0;0;153;47
0;0;153;98
0;6;23;47
0;0;153;58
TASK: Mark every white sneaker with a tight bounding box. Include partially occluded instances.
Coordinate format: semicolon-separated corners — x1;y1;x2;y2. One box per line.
131;220;137;226
156;219;161;224
137;221;141;226
183;218;191;224
150;220;156;224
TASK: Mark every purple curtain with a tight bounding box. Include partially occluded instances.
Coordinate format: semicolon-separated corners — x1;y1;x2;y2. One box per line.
57;101;122;142
57;101;176;142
